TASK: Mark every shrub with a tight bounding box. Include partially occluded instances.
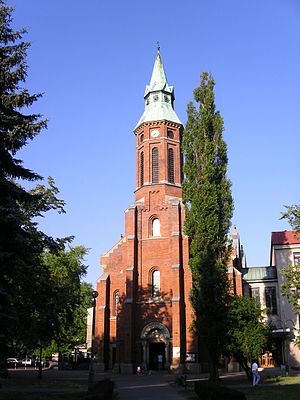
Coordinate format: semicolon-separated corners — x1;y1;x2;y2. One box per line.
86;378;114;400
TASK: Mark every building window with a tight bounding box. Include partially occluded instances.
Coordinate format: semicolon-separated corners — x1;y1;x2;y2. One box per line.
140;151;144;186
265;287;277;315
152;270;160;297
140;134;144;143
167;130;174;139
152;218;161;237
294;252;300;265
250;287;260;305
152;147;159;183
113;290;120;317
168;148;174;183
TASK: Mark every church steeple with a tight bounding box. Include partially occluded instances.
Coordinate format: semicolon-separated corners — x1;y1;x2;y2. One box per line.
135;50;181;130
134;50;183;196
147;50;169;94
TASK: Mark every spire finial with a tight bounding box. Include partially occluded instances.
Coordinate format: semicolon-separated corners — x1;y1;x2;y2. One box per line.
156;41;160;52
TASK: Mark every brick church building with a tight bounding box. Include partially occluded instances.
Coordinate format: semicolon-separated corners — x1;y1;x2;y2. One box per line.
94;50;199;373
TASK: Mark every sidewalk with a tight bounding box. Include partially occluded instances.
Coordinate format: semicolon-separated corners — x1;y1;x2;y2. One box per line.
111;373;186;400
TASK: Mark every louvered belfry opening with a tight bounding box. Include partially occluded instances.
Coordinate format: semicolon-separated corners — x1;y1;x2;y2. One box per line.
152;147;159;183
140;151;144;186
168;148;174;183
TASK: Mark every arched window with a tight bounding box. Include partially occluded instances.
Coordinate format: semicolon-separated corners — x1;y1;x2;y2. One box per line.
152;218;161;237
168;148;174;183
113;290;120;317
152;270;160;297
140;151;144;186
152;147;159;183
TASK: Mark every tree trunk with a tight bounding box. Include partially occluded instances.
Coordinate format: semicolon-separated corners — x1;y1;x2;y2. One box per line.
236;356;251;381
209;358;219;381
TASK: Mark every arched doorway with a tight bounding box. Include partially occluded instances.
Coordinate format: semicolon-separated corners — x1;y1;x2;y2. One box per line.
140;322;170;371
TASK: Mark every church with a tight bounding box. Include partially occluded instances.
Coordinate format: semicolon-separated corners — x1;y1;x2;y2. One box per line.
94;50;199;373
93;50;300;374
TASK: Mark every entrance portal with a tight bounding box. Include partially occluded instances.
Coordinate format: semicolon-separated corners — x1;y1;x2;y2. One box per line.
149;342;165;370
140;322;170;371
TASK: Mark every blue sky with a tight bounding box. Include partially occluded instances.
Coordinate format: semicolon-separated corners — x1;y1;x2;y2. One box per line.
8;0;300;286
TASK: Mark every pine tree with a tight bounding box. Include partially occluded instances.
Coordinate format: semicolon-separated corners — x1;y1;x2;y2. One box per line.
182;72;233;380
0;0;48;366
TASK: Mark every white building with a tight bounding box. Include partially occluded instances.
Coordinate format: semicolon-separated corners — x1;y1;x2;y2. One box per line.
270;231;300;368
242;230;300;369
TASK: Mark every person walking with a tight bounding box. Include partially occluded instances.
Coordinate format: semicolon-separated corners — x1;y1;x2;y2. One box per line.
251;361;260;386
157;354;163;371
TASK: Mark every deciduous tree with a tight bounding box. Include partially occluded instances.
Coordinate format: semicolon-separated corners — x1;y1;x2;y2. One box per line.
281;203;300;347
226;296;267;380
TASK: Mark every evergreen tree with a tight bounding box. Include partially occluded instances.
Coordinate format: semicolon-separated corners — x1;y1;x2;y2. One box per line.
182;72;233;380
0;0;64;369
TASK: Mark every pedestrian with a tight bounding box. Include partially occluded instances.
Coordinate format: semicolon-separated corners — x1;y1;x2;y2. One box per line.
136;365;141;375
158;354;163;370
251;360;260;386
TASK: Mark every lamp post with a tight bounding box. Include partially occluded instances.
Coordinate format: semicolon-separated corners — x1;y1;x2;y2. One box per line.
88;290;98;389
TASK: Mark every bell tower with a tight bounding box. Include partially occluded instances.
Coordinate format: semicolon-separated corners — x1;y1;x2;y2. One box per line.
134;49;183;203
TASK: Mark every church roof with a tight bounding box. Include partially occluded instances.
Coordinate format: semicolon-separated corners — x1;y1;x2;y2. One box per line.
135;50;182;130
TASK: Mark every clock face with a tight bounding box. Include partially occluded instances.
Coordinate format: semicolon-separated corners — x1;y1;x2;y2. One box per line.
151;129;160;138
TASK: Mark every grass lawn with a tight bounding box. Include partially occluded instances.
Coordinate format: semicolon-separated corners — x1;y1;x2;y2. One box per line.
175;375;300;400
0;392;86;400
0;376;88;400
241;384;300;400
0;373;118;400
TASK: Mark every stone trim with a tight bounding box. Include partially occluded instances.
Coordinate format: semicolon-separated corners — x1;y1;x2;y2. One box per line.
140;321;170;340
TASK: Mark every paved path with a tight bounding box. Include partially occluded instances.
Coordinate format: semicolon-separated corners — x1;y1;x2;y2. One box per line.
112;373;186;400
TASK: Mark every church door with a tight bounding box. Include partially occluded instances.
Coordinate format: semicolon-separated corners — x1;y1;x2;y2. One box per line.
149;342;165;370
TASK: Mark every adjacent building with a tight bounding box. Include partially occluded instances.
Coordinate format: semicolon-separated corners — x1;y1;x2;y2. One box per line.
242;230;300;368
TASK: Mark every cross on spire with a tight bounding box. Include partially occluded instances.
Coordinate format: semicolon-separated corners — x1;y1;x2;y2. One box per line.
156;41;160;52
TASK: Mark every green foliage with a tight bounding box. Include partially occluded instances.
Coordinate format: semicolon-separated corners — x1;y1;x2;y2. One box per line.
0;0;49;360
282;262;300;316
20;246;92;353
226;296;267;365
182;72;233;379
280;204;300;347
0;1;91;365
281;204;300;234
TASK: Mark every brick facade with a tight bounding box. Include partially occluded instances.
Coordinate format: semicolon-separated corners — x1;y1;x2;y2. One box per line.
94;52;198;373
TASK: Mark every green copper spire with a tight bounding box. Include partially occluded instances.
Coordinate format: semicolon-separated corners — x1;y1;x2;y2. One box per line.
147;50;169;94
135;50;181;130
